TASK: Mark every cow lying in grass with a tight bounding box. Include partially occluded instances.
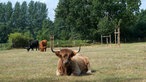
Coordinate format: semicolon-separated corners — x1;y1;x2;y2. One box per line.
51;46;92;76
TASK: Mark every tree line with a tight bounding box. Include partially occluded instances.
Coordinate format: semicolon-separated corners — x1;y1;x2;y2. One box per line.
0;0;146;43
0;1;53;43
54;0;146;42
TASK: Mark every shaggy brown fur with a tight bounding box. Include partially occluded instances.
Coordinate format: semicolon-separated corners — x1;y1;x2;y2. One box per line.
39;40;47;52
52;48;91;76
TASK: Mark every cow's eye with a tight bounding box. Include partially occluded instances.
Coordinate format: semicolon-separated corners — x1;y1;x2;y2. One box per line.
63;54;67;58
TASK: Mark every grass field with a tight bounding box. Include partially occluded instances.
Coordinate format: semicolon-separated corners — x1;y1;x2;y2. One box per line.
0;43;146;82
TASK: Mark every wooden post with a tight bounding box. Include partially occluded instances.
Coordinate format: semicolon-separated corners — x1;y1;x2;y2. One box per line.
118;27;120;47
101;35;112;46
101;35;103;45
114;27;120;47
50;35;54;48
109;35;111;44
106;37;108;46
114;29;117;44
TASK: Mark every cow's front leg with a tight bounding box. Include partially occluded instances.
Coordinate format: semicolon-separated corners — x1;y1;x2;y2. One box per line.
36;48;37;51
56;69;63;76
31;48;34;51
71;63;81;76
56;59;65;76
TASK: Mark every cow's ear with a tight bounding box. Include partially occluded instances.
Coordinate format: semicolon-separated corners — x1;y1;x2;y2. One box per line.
70;51;76;57
55;51;61;58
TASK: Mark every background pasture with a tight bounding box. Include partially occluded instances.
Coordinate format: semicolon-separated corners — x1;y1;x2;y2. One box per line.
0;43;146;82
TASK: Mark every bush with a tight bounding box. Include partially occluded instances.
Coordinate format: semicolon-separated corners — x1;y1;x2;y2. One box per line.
8;32;32;48
0;43;12;50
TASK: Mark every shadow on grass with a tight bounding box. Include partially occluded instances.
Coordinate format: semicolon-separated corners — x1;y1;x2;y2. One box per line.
80;69;97;76
23;70;97;82
24;77;98;82
91;70;96;73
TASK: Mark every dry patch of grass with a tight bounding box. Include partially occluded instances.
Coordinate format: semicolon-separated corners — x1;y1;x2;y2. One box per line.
0;43;146;82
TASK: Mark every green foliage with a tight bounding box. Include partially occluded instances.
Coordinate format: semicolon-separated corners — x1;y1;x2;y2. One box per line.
0;0;146;43
133;9;146;41
0;23;11;43
27;1;48;39
0;1;50;43
48;40;90;47
8;32;32;48
98;16;115;35
37;19;54;41
54;0;142;42
0;43;12;50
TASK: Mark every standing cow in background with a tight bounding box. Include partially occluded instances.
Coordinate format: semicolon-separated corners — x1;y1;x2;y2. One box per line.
26;40;39;52
39;40;47;52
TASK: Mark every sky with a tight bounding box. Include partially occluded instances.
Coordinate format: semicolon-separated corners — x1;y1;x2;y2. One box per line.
0;0;146;21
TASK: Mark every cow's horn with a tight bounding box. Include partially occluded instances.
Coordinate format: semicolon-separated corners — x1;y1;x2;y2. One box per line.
77;46;81;53
73;46;81;54
50;35;56;53
51;46;56;53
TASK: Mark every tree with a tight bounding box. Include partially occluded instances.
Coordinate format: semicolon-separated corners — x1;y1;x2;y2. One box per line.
133;9;146;41
0;1;51;43
0;3;5;23
5;1;13;23
37;18;54;41
11;2;21;32
55;0;141;42
0;23;10;43
28;1;48;39
0;2;13;43
98;16;115;35
19;1;28;32
55;0;92;40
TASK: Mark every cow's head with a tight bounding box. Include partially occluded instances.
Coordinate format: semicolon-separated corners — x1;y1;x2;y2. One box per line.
51;46;81;66
26;47;30;52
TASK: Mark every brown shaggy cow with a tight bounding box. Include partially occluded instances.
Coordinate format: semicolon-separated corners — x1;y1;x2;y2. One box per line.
51;46;92;76
39;40;47;52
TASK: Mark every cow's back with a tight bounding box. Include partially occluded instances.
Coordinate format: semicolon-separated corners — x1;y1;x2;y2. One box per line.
31;40;39;47
27;40;39;51
42;40;47;46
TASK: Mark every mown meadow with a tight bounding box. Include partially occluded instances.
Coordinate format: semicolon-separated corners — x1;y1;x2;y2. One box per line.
0;43;146;82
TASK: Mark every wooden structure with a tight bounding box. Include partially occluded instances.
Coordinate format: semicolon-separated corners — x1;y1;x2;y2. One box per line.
50;35;54;48
101;35;111;46
114;19;121;47
114;28;120;47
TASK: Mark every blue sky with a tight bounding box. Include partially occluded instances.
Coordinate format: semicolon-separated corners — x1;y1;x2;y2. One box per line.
0;0;146;21
140;0;146;10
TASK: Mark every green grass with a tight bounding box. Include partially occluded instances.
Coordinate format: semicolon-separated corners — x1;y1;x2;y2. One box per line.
0;42;146;82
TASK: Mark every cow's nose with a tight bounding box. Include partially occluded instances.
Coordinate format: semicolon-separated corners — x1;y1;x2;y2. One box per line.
63;60;69;65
